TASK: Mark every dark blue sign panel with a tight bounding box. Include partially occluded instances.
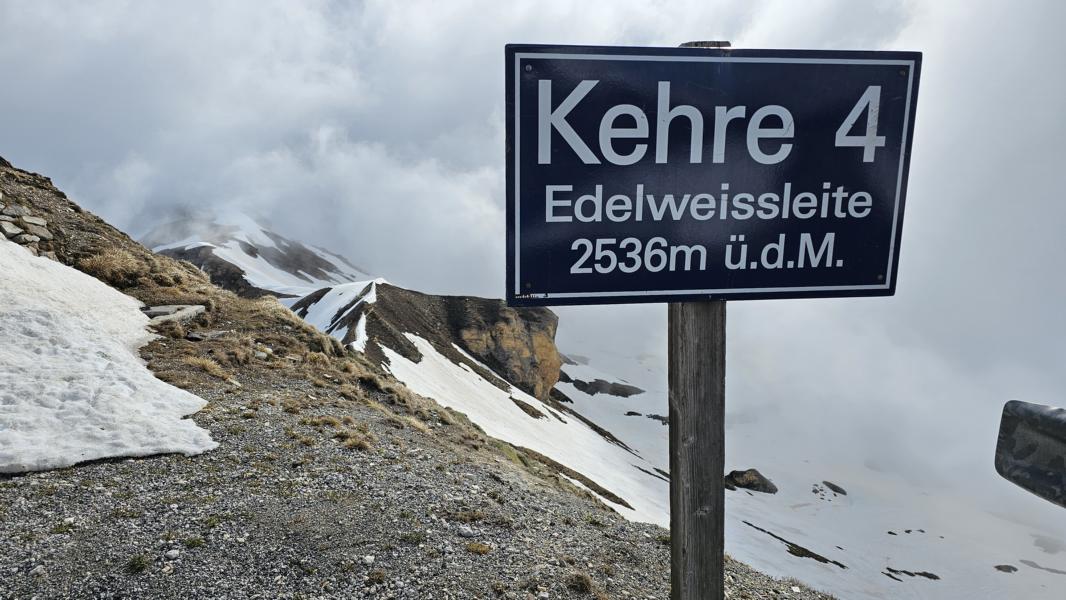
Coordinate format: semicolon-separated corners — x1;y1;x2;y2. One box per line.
506;45;921;306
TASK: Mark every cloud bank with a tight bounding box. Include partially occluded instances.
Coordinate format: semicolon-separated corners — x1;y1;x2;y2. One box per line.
2;0;1065;535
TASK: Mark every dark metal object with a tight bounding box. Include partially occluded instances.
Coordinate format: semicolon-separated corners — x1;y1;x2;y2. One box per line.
995;400;1066;508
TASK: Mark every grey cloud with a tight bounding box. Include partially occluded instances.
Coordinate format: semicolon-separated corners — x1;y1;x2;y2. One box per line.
2;0;1065;536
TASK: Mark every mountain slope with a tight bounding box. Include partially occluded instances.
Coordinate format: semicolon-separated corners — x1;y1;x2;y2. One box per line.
144;214;1066;600
144;217;673;526
0;155;834;600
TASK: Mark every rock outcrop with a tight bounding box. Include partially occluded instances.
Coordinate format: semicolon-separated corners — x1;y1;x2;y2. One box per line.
822;480;847;495
0;189;59;261
557;371;645;398
364;284;563;401
725;468;779;494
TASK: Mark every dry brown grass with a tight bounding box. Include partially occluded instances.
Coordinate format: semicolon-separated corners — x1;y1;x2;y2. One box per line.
340;430;374;451
563;571;608;599
182;357;230;380
304;415;341;428
78;250;149;288
450;510;485;523
151;320;186;340
338;385;363;402
304;351;330;365
396;415;430;433
465;542;492;555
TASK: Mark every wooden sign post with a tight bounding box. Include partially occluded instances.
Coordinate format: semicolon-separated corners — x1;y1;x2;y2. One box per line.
669;300;726;600
667;41;729;600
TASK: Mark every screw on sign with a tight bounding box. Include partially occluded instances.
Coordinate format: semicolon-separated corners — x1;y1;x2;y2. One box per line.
504;42;921;599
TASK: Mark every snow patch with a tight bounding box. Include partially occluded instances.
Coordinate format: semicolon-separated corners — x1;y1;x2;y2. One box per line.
281;278;384;346
382;333;669;526
352;314;369;353
0;241;217;473
151;236;216;252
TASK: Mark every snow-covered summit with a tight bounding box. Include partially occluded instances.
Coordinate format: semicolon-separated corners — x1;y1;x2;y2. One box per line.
143;213;373;298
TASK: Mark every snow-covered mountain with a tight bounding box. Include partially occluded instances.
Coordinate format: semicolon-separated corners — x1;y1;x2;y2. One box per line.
143;214;372;298
145;217;1066;600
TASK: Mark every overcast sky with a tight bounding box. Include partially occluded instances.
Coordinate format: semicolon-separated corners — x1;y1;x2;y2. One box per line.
3;0;1065;532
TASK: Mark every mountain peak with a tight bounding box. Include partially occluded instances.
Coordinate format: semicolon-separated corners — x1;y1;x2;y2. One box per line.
142;213;373;297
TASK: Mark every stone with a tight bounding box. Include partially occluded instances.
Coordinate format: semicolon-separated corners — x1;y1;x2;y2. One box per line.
569;377;644;397
13;234;40;244
1;204;29;217
822;481;847;495
29;565;45;577
20;215;47;227
0;215;14;222
145;304;206;325
255;351;269;360
23;224;53;241
458;525;476;538
724;469;778;494
0;221;23;238
40;251;58;261
165;549;180;560
362;555;375;566
185;329;227;342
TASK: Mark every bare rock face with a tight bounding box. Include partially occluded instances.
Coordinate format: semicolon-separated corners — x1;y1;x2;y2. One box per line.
458;307;562;401
364;284;563;401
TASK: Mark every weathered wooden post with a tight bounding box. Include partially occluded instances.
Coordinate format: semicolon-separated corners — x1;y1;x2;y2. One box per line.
669;300;726;600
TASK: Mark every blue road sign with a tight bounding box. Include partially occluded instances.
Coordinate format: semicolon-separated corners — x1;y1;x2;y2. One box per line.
506;45;921;306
